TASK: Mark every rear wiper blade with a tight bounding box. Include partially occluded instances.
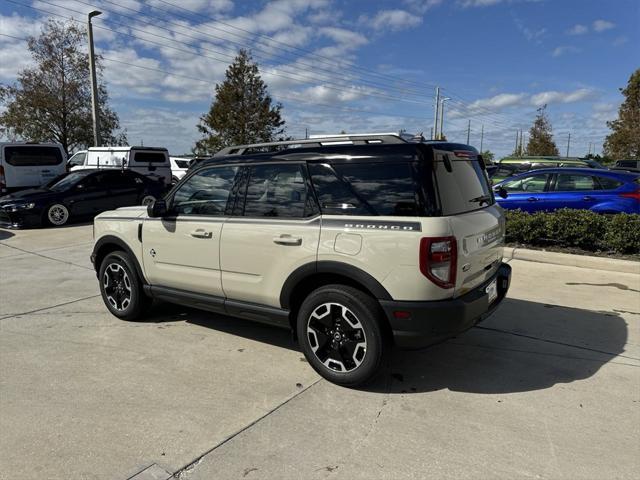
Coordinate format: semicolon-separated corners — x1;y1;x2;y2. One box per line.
469;195;492;205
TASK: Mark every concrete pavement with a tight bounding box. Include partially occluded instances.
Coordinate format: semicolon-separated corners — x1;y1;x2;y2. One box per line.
0;224;638;479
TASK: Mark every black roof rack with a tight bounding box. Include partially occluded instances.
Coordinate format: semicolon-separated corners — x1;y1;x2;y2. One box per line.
214;134;408;157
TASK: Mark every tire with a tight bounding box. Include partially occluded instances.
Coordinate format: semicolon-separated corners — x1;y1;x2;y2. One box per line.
140;194;156;206
297;284;387;387
98;251;151;321
45;203;70;226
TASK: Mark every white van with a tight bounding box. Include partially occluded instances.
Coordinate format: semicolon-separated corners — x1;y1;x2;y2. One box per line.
1;143;67;194
69;146;172;187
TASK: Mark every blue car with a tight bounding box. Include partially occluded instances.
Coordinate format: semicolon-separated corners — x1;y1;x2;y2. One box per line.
494;168;640;214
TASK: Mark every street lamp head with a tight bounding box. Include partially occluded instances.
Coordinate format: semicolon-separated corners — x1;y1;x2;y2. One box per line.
88;10;102;20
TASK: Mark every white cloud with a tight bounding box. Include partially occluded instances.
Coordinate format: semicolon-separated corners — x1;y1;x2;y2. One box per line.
469;93;528;110
319;27;368;49
567;24;588;35
402;0;443;13
364;10;423;32
593;19;615;32
612;35;628;47
552;45;580;57
459;0;504;6
530;88;595;106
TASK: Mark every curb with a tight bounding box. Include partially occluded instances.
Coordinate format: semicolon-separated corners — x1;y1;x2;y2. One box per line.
503;247;640;274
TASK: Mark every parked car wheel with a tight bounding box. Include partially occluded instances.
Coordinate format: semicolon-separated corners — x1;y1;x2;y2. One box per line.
45;203;70;227
297;285;387;386
99;251;151;321
140;194;156;206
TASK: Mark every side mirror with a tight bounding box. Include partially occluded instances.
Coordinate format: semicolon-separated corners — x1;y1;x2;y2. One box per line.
147;199;167;217
76;183;85;190
494;186;508;199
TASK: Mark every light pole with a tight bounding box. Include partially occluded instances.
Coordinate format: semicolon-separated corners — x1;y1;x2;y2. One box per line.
439;97;450;140
88;10;102;147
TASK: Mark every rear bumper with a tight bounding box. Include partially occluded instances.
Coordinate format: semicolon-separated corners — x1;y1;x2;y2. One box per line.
381;263;512;349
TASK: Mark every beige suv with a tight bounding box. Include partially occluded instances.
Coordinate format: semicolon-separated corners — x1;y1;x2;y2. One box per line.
91;134;511;386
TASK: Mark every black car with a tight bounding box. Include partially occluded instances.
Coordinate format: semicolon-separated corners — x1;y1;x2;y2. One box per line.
0;169;164;228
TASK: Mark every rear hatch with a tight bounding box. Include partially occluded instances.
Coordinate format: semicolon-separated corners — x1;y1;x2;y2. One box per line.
431;145;504;297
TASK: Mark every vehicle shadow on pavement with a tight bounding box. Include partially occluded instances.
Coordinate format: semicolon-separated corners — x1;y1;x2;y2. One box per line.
366;297;629;395
144;302;298;351
0;229;14;240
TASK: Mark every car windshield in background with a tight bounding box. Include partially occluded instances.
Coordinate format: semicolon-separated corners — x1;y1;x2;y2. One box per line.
46;171;92;191
5;146;63;166
433;150;493;215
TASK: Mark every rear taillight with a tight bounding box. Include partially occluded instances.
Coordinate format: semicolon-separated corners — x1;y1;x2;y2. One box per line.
420;236;457;289
620;189;640;201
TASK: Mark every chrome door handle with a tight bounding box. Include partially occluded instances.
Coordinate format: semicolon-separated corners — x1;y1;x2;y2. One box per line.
273;235;302;246
583;196;594;201
190;229;212;239
527;197;539;202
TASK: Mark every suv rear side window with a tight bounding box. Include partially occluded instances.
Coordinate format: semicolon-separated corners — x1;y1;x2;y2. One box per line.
243;164;316;218
309;162;420;216
595;176;623;190
4;146;63;166
172;166;239;216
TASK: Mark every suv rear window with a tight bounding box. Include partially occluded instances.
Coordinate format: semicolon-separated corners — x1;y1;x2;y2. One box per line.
309;162;420;216
433;149;493;215
4;146;63;166
134;151;166;163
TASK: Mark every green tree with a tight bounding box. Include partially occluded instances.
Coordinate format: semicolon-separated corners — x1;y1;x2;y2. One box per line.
525;105;559;156
0;19;125;154
194;50;285;155
481;150;495;163
603;69;640;160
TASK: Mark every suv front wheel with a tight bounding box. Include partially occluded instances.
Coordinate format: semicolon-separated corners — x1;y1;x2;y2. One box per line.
297;285;387;386
99;251;151;321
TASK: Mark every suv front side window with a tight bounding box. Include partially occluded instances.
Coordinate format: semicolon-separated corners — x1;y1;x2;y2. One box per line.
242;164;316;218
171;166;239;216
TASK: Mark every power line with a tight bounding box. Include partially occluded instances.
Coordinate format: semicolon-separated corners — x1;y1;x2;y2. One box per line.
0;32;433;124
18;0;450;109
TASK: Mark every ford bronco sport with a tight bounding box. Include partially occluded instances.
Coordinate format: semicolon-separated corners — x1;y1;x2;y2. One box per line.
91;134;511;386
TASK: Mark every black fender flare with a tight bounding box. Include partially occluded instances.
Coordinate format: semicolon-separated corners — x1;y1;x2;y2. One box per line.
92;235;148;285
279;261;392;309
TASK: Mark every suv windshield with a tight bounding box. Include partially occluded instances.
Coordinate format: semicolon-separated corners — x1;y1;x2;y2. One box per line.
431;147;493;215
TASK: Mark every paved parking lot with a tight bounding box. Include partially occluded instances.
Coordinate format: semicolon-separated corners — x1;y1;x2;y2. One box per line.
1;224;639;479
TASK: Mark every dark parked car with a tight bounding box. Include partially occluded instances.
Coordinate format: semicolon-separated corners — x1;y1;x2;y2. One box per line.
612;160;640;173
494;167;640;214
0;169;164;228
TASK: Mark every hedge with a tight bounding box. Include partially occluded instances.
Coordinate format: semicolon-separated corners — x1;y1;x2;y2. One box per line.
505;209;640;255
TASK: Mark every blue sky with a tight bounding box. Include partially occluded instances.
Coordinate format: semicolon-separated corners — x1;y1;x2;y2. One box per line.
1;0;638;157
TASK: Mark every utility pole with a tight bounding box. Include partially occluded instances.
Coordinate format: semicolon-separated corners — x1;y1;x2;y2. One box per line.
466;120;471;145
433;87;440;140
439;97;450;140
480;124;484;152
88;10;102;147
515;130;519;155
305;127;308;139
566;133;571;157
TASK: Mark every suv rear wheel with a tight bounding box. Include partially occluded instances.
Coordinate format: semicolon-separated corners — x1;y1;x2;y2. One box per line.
99;251;151;321
297;285;387;386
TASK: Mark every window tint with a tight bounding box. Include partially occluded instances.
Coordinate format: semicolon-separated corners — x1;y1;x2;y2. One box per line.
134;151;166;163
309;162;420;216
172;166;238;216
434;156;493;215
596;176;623;190
4;146;63;166
503;174;549;193
243;164;314;218
554;174;597;191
